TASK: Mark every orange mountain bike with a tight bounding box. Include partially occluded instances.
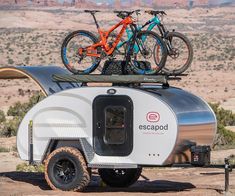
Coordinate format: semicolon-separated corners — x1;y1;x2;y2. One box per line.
61;10;167;75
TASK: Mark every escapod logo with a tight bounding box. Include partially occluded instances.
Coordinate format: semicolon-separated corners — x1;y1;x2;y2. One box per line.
146;112;160;122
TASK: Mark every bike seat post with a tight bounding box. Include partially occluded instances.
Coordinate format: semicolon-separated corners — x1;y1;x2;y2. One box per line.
91;12;100;29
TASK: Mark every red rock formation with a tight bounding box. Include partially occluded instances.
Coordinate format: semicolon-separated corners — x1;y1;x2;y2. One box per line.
0;0;211;8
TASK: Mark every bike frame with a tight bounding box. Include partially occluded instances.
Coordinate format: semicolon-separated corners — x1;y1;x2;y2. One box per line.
80;15;133;58
116;15;164;53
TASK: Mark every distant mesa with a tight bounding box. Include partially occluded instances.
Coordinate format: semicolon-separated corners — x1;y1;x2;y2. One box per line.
0;0;234;8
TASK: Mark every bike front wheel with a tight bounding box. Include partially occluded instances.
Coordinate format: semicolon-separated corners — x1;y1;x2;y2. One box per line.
61;30;101;74
162;31;193;75
131;30;167;75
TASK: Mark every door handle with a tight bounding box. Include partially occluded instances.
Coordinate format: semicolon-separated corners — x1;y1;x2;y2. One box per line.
97;122;101;129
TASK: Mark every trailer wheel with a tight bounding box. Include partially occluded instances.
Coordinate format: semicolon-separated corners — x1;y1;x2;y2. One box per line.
44;147;90;191
98;168;142;187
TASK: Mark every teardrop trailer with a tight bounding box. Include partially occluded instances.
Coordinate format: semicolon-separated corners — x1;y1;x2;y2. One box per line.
11;68;222;192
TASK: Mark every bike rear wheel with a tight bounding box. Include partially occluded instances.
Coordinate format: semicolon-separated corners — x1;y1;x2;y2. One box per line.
131;30;167;75
61;30;101;74
162;31;193;75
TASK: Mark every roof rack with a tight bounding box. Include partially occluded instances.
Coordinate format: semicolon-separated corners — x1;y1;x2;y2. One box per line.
52;74;187;87
52;74;181;83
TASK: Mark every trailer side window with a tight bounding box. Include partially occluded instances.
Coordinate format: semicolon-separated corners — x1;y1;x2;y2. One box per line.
104;106;126;145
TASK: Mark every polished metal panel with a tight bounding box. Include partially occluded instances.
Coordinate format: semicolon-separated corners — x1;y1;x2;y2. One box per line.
143;85;217;164
0;66;81;96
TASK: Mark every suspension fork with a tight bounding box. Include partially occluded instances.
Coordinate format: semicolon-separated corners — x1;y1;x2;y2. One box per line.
124;24;139;71
130;25;149;56
158;23;173;53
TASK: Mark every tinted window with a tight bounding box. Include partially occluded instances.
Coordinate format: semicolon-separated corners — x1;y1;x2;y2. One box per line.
93;95;133;156
104;106;126;144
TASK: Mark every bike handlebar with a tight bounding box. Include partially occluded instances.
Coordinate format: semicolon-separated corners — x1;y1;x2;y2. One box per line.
145;10;166;16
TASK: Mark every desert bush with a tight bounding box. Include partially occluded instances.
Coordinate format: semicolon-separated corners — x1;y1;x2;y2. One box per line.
209;103;235;148
16;163;44;172
0;110;6;124
1;117;21;137
213;124;235;148
228;154;235;165
209;103;235;126
12;145;17;152
1;92;45;137
7;92;44;117
8;58;14;65
7;102;25;117
0;146;10;153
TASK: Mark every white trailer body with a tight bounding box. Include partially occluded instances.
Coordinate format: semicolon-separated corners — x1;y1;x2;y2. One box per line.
17;85;216;167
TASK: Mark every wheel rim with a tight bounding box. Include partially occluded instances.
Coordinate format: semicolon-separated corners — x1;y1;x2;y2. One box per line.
164;35;190;72
63;33;100;73
169;48;180;59
133;33;164;74
113;169;127;177
53;158;76;184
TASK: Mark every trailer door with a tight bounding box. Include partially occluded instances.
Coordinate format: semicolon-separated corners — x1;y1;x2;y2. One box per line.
93;95;133;156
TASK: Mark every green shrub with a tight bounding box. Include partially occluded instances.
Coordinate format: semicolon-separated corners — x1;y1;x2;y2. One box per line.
209;103;235;148
7;102;25;117
209;103;235;126
0;146;10;152
7;92;44;117
8;58;14;65
0;110;6;124
228;154;235;165
1;92;45;137
16;163;44;172
1;117;21;137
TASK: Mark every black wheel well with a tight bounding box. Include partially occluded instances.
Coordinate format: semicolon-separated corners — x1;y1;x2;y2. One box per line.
43;139;85;163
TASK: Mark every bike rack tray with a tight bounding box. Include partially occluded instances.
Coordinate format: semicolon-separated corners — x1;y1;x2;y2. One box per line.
52;74;169;84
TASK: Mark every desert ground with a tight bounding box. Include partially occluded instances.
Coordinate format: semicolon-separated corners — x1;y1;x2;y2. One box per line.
0;6;234;106
0;5;234;196
0;149;234;196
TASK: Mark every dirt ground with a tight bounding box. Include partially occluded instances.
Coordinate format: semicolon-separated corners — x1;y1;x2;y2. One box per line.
0;152;234;196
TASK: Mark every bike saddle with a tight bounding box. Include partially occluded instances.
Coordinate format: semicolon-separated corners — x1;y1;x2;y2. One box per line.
84;10;100;14
114;10;138;19
145;10;166;16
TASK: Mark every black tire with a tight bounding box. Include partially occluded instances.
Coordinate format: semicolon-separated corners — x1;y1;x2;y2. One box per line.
101;60;125;75
97;32;126;72
44;147;90;191
61;30;101;74
162;31;193;75
98;168;142;187
131;30;167;75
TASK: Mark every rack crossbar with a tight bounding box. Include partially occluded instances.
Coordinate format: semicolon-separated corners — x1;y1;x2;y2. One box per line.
52;74;169;84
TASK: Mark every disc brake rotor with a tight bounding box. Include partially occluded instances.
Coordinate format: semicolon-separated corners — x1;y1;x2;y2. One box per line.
169;48;179;59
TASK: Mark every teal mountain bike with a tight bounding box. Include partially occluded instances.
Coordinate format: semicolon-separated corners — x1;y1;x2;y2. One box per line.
113;10;193;75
